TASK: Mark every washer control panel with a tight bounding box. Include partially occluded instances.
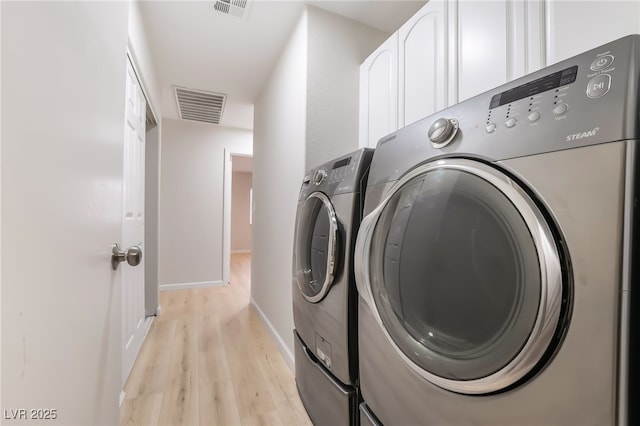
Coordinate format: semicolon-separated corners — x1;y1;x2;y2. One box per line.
299;148;374;199
328;156;357;184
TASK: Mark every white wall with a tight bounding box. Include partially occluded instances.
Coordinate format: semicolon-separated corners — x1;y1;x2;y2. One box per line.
306;6;388;169
231;172;252;252
253;10;308;364
252;6;390;366
145;125;161;315
128;0;162;116
0;0;4;409
159;119;252;289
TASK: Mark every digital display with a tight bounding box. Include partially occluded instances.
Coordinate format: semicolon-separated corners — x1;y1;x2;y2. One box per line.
489;65;578;109
332;157;351;169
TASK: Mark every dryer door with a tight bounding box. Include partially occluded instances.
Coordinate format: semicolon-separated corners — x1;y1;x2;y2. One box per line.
355;158;568;394
295;191;339;303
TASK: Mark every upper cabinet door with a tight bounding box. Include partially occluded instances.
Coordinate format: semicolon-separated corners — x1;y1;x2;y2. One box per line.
457;0;546;102
547;1;640;65
398;0;448;127
359;33;398;149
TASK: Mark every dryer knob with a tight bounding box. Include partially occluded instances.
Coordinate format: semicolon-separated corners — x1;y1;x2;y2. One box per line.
313;170;327;185
428;117;459;148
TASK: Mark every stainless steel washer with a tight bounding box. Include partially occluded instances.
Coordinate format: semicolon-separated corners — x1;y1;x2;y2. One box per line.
293;148;373;426
355;35;640;425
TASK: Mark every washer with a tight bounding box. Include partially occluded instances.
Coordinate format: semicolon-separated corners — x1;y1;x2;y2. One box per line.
355;34;640;425
293;148;373;426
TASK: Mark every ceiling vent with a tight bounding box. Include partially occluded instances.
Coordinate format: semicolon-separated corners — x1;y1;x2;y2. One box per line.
174;87;226;125
213;0;251;19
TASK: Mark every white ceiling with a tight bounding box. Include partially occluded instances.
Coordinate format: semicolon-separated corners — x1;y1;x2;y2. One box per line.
139;0;426;130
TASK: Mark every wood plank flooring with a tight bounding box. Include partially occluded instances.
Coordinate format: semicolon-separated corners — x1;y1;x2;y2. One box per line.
121;253;312;426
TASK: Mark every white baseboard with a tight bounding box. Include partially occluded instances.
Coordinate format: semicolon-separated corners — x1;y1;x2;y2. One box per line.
250;297;294;373
144;316;154;336
121;316;155;404
231;249;251;254
159;280;225;291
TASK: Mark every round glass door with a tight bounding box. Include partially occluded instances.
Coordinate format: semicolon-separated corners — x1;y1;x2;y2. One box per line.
358;159;567;394
295;192;339;303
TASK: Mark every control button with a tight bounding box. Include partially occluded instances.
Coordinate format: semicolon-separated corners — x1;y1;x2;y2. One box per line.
505;118;517;128
587;74;611;98
428;117;459;148
428;118;453;143
313;170;327;185
485;123;496;133
528;111;541;122
553;103;569;116
590;55;614;71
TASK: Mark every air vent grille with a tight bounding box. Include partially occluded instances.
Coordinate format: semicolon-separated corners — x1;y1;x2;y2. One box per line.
213;0;250;19
174;87;226;125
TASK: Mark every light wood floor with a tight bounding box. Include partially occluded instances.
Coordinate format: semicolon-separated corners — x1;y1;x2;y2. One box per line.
121;253;312;426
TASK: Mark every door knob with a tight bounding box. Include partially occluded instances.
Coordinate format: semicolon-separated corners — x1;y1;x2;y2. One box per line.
111;244;143;270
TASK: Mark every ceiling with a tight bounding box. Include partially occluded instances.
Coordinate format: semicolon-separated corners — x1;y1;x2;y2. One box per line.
139;0;426;130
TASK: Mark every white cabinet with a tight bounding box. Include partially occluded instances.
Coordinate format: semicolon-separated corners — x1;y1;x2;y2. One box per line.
360;0;639;145
359;33;398;149
360;0;546;144
398;0;448;127
547;1;640;65
359;0;451;147
457;0;546;102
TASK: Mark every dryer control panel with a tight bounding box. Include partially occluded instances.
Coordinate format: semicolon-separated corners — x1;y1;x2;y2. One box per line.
368;34;640;187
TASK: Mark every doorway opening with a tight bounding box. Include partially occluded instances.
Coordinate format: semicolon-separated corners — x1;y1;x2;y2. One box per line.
223;151;253;295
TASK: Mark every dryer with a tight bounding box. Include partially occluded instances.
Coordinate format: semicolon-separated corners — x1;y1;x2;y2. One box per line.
355;35;640;425
293;148;373;426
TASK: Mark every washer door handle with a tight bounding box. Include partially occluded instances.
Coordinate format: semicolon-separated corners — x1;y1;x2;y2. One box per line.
354;210;378;310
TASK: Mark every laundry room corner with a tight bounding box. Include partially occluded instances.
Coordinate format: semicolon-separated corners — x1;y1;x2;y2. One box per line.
251;5;388;368
252;9;308;368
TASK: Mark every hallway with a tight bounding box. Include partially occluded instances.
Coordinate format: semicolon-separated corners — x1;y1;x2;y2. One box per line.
120;254;312;425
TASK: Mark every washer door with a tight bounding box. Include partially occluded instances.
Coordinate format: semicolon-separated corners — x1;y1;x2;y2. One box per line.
355;159;566;394
295;192;339;303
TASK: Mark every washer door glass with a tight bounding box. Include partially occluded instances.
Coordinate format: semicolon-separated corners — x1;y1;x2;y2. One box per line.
295;192;338;303
365;160;564;392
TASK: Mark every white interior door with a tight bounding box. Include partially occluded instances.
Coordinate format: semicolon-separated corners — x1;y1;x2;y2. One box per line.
2;2;130;424
122;57;147;385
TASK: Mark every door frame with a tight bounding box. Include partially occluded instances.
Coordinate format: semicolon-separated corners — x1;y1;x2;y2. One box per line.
222;149;253;285
120;46;159;396
126;45;159;319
